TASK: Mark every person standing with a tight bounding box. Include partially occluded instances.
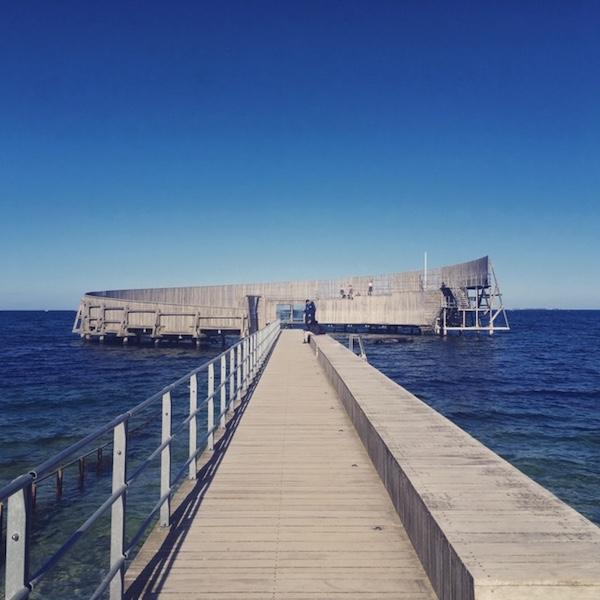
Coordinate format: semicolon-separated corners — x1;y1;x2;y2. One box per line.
348;284;354;300
304;299;316;325
368;279;373;296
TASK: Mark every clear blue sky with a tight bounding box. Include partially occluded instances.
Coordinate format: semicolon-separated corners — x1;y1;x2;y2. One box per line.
1;1;598;309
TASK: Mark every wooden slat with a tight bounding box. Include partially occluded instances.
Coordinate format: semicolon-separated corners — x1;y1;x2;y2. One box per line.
127;330;436;599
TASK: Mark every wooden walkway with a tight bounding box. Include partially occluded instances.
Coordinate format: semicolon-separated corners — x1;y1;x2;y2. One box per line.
128;329;436;599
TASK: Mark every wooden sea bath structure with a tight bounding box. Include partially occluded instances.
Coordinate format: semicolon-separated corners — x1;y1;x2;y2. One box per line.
73;255;509;342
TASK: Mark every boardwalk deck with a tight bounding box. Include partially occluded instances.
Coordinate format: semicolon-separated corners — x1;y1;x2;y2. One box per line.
126;329;436;599
310;334;600;599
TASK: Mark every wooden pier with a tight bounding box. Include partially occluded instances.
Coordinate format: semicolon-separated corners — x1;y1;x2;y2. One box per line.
126;329;436;599
125;329;600;600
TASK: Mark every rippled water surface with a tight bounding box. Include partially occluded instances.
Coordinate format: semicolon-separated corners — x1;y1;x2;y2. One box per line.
0;311;227;598
1;310;599;597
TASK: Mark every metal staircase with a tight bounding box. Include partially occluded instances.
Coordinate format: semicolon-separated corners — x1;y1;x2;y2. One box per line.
436;261;510;336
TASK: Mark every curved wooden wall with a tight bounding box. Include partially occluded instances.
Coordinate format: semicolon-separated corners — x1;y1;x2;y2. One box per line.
74;256;490;338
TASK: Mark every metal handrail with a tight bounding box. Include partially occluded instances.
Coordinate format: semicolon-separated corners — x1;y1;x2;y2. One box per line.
19;330;258;483
1;320;281;600
348;334;367;361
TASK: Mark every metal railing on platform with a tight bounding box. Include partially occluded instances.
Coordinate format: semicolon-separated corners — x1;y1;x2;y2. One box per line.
0;321;281;600
348;334;367;361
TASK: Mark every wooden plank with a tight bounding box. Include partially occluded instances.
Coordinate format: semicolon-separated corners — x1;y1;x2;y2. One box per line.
126;330;435;599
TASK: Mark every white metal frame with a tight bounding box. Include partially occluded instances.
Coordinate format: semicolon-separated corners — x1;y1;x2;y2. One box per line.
437;261;510;336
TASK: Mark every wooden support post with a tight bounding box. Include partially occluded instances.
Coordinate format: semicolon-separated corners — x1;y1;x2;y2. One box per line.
78;457;85;487
81;302;90;336
153;309;161;340
31;483;37;509
120;306;129;338
98;304;106;336
194;311;201;340
56;468;64;498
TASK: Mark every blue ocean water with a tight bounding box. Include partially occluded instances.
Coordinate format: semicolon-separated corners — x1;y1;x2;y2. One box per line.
0;311;227;598
1;310;599;597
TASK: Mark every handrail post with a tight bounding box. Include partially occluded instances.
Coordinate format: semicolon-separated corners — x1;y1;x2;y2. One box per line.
109;420;127;600
160;392;171;527
228;348;235;413
253;334;257;376
256;332;260;369
255;332;260;370
4;485;32;600
258;329;264;365
242;338;248;392
249;336;253;382
256;331;261;368
248;336;252;381
189;374;198;480
220;355;226;428
236;344;242;404
208;363;215;450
